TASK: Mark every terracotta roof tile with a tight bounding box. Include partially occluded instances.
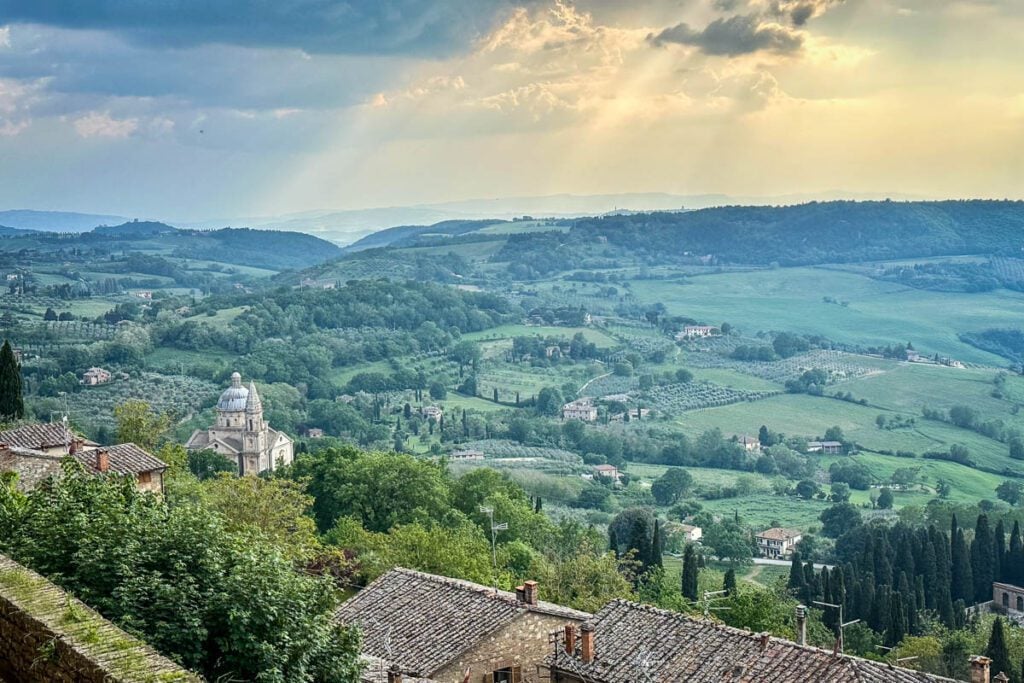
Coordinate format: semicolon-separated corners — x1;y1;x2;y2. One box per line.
335;568;588;677
74;443;167;476
547;600;957;683
0;423;95;450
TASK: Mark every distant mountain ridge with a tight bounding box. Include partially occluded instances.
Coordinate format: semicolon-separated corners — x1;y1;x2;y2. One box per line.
0;209;131;232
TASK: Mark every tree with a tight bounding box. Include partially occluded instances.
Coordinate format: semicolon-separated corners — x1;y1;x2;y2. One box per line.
824;425;845;443
450;340;481;375
113;400;171;451
188;448;237;480
428;381;447;400
877;487;894;510
1009;437;1024;461
535;387;564;416
204;474;320;560
758;425;772;447
292;447;450;533
681;544;699;601
650;468;693;506
830;482;851;503
723;567;737;596
0;340;24;420
0;462;361;682
795;480;819;499
819;503;862;538
971;515;996;603
986;618;1013;683
996;480;1024;506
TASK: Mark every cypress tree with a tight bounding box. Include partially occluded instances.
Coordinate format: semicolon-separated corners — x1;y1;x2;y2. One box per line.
918;528;938;610
1010;521;1024;586
899;571;917;636
870;585;890;634
723;568;737;596
609;528;619;558
0;340;24;420
681;545;699;601
788;551;805;592
951;526;974;603
972;515;996;603
885;592;907;647
651;519;664;569
629;517;652;575
986;618;1013;683
995;519;1007;582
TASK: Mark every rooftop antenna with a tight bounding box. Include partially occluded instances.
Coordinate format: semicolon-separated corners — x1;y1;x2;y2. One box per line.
813;600;859;655
57;391;71;453
479;505;507;593
699;589;731;619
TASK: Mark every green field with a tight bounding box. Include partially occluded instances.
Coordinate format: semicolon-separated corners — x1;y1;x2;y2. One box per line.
626;266;1024;364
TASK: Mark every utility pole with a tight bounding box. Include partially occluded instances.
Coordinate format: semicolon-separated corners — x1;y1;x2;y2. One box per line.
813;600;859;654
479;505;507;593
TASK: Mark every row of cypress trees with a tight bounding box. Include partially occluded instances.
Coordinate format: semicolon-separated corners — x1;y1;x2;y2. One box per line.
789;513;1024;647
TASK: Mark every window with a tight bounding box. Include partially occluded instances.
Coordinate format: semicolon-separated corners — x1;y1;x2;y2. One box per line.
486;666;522;683
1017;596;1023;612
1003;592;1010;608
138;471;152;484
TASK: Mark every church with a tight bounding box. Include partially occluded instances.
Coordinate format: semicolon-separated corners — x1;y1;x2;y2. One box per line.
186;372;294;475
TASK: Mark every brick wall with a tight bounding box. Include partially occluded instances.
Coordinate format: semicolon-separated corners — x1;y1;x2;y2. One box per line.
0;554;201;683
432;611;581;683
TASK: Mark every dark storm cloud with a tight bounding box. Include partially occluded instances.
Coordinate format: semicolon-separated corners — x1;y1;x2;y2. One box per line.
0;0;531;56
649;13;803;56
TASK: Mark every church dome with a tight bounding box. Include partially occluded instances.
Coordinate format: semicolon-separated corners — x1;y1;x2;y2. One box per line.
217;371;249;411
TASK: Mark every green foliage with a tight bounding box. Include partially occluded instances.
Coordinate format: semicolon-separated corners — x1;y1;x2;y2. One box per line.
650;468;693;506
292;447;450;533
0;339;24;420
113;400;171;451
0;462;360;682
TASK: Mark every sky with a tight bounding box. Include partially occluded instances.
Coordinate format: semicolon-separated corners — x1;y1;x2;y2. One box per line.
0;0;1021;219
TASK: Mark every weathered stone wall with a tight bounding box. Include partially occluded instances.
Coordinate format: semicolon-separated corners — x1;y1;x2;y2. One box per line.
432;611;581;683
0;554;201;682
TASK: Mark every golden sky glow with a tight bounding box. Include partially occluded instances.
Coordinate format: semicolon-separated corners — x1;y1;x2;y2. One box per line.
0;0;1021;217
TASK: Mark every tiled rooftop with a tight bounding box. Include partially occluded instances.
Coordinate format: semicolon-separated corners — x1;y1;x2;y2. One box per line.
548;600;956;683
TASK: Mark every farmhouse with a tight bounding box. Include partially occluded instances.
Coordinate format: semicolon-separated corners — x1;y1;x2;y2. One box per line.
562;398;598;422
81;366;112;385
305;428;324;438
450;448;485;460
185;372;294;476
422;405;444;421
544;600;959;683
733;434;761;452
756;527;803;559
335;568;589;683
675;325;718;341
679;524;702;543
135;290;153;300
807;440;843;455
593;464;622;482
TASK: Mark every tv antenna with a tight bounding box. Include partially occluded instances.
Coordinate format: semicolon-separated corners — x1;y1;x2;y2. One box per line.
697;589;731;619
479;505;507;593
813;600;859;654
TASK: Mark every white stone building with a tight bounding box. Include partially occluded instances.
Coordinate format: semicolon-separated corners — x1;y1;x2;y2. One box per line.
186;372;293;476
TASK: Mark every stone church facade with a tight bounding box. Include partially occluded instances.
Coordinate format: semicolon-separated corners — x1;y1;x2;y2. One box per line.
186;372;293;475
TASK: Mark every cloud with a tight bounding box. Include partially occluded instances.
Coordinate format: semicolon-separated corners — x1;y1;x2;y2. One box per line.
0;0;539;57
767;0;844;26
71;111;138;138
649;14;804;55
0;26;10;47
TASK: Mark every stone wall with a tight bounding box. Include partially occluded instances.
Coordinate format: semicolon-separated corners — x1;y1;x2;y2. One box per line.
432;611;582;683
0;554;201;683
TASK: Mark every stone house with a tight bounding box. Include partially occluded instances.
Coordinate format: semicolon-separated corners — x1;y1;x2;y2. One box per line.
422;406;444;421
679;524;702;543
994;582;1024;615
0;425;167;494
755;527;802;559
807;440;843;455
335;568;589;683
81;367;112;385
561;399;597;422
675;325;718;341
545;599;959;683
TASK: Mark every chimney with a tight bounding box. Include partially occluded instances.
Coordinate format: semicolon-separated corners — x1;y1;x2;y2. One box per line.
564;624;576;655
95;449;109;473
970;656;992;683
795;605;808;646
758;632;771;653
580;623;595;665
523;580;538;606
69;438;84;455
515;585;526;602
994;674;1010;683
387;665;402;683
